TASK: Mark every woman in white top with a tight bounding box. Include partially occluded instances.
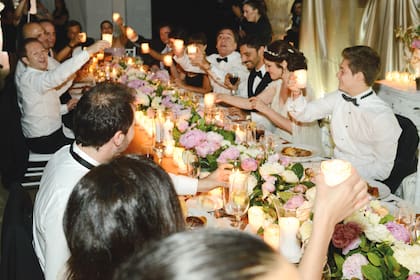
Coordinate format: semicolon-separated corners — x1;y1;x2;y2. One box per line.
215;40;321;148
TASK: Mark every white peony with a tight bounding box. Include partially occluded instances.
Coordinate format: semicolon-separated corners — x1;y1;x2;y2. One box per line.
151;96;162;109
259;162;285;177
364;224;395;243
392;242;420;274
281;170;299;183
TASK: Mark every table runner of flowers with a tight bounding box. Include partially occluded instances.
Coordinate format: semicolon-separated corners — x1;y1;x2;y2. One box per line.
90;57;420;279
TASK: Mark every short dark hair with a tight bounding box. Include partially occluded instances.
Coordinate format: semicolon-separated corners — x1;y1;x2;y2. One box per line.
18;37;42;60
100;20;113;29
73;82;135;148
341;45;380;86
187;32;207;46
66;20;82;31
64;154;185;280
239;35;266;50
217;27;240;45
114;229;284;280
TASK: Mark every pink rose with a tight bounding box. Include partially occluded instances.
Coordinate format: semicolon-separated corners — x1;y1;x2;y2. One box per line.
262;181;275;192
385;222;411;243
292;184;307;193
179;129;207;149
217;146;240;164
408;274;420;280
241;158;258;172
284;195;305;210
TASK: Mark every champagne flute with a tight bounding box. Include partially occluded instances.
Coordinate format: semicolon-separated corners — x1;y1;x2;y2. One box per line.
223;170;249;228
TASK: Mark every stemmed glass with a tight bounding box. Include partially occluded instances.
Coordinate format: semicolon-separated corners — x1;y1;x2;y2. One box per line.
227;73;239;95
395;201;416;241
223;170;250;228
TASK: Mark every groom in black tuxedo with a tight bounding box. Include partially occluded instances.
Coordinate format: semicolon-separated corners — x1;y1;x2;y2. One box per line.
238;35;272;97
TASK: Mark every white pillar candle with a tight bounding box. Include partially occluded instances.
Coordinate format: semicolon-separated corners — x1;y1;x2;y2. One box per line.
204;93;215;109
112;12;121;22
320;159;352;187
173;39;184;53
264;224;280;250
141;43;150;54
163;54;173;67
79;32;86;43
294;69;307;88
278;217;302;263
163;117;174;142
248;206;265;232
102;33;113;45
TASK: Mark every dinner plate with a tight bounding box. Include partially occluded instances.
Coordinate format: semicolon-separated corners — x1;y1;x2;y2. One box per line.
367;180;391;200
277;144;320;163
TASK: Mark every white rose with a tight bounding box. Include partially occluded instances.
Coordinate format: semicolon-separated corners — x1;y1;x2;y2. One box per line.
364;224;395;243
281;170;299;183
259;162;285;177
136;92;150;106
305;187;316;203
221;140;231;148
299;220;313;243
151;96;162;109
247;175;258;195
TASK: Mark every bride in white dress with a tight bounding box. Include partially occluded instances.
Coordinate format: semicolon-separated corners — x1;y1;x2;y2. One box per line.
215;40;322;151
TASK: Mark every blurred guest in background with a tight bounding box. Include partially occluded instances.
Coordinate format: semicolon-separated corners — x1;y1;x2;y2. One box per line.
240;0;272;45
284;0;302;49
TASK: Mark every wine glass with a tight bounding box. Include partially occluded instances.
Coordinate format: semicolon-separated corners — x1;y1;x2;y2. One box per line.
395;201;416;240
228;73;239;95
223;170;250;228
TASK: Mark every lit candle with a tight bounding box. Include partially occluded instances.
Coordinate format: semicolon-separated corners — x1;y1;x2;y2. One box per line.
173;39;184;53
92;57;98;64
204;93;215;109
385;71;392;81
248;206;265;232
141;43;150;54
96;52;104;60
164;139;175;157
126;26;137;42
163;54;173;67
391;71;400;81
135;110;144;126
278;217;302;263
187;44;197;55
112;12;120;22
163;117;174;142
79;32;86;43
294;69;307;88
154;111;164;145
102;33;113;45
127;57;133;66
264;224;280;250
320;159;352;187
235;125;246;144
111;68;117;80
173;147;187;173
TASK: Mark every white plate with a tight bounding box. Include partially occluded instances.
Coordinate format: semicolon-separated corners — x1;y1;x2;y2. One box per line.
278;144;320;162
367;180;391;200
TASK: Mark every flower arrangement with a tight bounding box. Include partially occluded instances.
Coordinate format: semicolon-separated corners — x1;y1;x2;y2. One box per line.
328;200;420;279
396;25;420;73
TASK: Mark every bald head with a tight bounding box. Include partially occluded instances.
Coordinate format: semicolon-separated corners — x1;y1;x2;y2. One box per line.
22;22;49;48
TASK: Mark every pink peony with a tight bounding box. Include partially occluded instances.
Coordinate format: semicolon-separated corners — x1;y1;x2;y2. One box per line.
332;222;363;249
126;79;146;89
385;222;411;243
284;195;305;210
412;39;420;49
280;156;291;166
342;237;361;255
217;146;240;164
408;274;420;280
342;253;369;280
206;131;224;146
241;158;258;172
176;120;189;133
179;129;207;149
262;181;275;192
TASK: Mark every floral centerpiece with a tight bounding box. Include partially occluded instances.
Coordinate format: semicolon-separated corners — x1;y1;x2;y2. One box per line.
396;25;420;73
328;200;420;280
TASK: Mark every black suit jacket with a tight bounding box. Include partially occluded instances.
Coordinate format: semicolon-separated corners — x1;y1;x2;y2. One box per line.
248;70;272;97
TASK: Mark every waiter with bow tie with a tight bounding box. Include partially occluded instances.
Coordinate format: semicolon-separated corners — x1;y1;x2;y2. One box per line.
288;46;404;186
173;27;248;95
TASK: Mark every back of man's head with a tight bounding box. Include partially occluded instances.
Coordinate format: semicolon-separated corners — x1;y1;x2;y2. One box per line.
342;45;380;86
73;82;135;149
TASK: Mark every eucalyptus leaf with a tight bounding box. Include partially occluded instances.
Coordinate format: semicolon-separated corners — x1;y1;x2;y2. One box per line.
367;252;381;266
362;264;383;280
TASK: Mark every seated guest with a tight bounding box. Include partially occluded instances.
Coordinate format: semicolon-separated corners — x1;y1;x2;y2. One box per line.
16;38;109;154
215;40;321;148
288;45;402;182
33;82;230;280
172;27;249;95
174;32;212;94
62;155;186;280
114;169;369;280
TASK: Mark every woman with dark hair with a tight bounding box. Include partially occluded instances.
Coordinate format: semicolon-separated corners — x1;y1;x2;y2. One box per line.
240;0;272;45
61;155;186;280
284;0;302;49
215;39;321;147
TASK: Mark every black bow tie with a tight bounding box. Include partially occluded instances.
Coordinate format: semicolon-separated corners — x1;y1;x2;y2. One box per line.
341;91;373;107
255;71;263;79
216;57;228;63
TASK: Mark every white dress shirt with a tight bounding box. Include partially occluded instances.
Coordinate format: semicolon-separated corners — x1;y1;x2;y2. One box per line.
17;50;89;138
174;51;248;94
33;143;198;280
288;88;401;180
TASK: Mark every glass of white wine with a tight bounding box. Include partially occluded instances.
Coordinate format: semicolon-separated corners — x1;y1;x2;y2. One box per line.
223;170;249;228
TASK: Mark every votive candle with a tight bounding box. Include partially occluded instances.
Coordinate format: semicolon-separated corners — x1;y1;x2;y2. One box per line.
264;224;280;250
294;69;307;88
112;13;120;22
320;159;352;187
140;43;150;53
248;206;265;232
102;33;113;45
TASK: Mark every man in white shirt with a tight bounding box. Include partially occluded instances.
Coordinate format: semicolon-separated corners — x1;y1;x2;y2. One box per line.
173;27;248;95
16;38;109;154
33;82;230;280
288;45;401;181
